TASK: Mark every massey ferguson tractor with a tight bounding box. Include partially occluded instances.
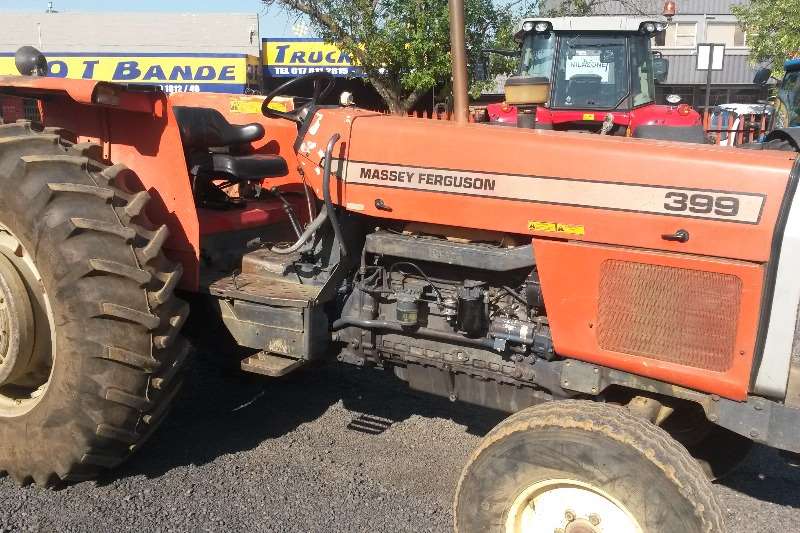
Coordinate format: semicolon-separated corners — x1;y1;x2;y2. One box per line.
0;17;798;532
486;16;707;143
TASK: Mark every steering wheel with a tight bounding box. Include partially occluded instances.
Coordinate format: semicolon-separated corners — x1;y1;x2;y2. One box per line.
261;72;337;125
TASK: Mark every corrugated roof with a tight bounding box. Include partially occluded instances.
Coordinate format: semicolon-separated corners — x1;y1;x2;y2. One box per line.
661;53;758;84
0;12;261;55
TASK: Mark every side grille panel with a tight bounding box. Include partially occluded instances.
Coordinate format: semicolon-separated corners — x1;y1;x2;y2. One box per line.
597;260;742;372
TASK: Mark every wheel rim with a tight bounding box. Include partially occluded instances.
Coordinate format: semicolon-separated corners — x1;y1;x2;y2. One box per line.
0;223;55;417
505;479;643;533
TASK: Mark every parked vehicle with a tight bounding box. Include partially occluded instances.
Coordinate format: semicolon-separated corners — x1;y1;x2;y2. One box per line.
486;16;706;143
751;58;800;151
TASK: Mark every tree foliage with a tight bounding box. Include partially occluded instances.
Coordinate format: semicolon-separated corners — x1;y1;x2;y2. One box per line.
542;0;651;16
263;0;534;114
732;0;800;78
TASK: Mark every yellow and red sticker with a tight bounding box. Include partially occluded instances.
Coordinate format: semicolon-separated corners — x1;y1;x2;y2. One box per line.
527;220;585;236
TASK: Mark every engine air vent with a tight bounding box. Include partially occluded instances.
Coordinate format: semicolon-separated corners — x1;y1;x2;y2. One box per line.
597;260;741;372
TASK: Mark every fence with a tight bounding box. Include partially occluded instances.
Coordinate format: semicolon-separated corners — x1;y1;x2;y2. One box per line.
703;108;770;147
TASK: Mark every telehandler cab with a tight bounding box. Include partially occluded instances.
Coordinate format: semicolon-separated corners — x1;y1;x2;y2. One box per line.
486;16;706;143
0;16;798;533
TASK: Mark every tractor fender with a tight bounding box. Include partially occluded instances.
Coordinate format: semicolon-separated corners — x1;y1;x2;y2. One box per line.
765;128;800;151
0;76;200;290
0;75;161;115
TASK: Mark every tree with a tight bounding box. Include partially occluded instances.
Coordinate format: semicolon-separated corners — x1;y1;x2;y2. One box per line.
263;0;534;115
732;0;800;78
542;0;652;16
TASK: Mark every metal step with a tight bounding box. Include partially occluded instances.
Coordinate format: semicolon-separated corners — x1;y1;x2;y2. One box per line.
202;271;322;308
241;351;306;377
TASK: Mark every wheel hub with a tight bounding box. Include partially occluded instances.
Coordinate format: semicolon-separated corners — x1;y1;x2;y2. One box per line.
0;223;54;417
505;479;642;533
0;252;35;386
563;517;600;533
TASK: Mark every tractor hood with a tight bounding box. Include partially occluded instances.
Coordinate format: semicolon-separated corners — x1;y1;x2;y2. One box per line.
312;110;796;265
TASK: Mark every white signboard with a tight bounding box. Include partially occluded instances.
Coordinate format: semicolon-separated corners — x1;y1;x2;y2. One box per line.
697;43;725;71
566;51;611;82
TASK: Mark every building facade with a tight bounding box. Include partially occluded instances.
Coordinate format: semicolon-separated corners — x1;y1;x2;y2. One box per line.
649;0;764;109
0;11;262;94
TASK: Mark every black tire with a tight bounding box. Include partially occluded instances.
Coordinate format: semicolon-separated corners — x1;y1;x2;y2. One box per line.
0;120;190;486
454;400;726;533
687;426;753;481
762;138;798;152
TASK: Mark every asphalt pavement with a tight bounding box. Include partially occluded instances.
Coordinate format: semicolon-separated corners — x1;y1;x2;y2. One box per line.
1;350;799;533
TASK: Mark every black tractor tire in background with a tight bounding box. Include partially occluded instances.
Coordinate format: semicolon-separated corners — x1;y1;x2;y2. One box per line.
454;400;726;533
0;120;190;486
762;138;798;152
658;403;753;480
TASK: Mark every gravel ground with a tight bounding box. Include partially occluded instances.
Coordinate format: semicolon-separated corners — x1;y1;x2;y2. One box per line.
1;350;799;533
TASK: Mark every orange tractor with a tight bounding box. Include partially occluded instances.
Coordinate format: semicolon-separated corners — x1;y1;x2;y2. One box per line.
0;31;798;532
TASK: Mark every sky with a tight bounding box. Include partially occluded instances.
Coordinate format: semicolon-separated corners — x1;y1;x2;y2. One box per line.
0;0;302;37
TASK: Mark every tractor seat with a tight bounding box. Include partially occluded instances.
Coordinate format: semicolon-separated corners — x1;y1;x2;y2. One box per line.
567;75;603;105
201;152;288;181
173;106;288;181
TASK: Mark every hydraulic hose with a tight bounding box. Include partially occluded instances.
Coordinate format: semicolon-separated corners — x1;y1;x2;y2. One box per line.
270;205;328;255
323;133;348;258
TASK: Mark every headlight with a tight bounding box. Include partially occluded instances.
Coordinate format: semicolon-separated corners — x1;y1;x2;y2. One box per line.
534;22;550;32
644;22;656;33
655;22;666;32
522;21;534;32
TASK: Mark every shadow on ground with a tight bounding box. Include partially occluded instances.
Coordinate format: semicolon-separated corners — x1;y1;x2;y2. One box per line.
102;330;505;484
717;445;800;508
103;303;800;509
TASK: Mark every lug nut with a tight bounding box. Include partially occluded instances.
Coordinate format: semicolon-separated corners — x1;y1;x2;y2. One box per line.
564;509;576;522
588;513;601;526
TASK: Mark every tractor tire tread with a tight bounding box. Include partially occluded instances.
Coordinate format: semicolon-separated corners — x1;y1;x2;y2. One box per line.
0;128;190;487
456;400;725;533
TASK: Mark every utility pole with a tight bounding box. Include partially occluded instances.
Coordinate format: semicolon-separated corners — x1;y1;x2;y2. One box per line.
448;0;469;125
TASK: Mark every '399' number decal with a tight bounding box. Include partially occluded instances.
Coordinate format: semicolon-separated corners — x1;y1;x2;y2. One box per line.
663;192;740;217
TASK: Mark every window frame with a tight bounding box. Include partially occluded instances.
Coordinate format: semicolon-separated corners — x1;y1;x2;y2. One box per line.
704;22;747;49
652;21;697;49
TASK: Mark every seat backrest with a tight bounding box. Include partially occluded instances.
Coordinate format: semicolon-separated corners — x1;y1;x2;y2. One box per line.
173;106;265;150
567;75;603;105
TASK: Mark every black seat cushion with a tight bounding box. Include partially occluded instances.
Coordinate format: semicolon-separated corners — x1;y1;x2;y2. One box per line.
173;106;265;149
197;153;289;181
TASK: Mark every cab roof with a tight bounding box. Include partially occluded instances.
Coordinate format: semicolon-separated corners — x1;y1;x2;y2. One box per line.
516;15;666;38
785;58;800;72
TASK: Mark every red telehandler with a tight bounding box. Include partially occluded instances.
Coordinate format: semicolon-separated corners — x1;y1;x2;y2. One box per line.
486;16;706;143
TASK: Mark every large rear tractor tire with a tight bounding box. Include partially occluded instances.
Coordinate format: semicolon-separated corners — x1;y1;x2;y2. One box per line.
454;400;726;533
0;121;190;486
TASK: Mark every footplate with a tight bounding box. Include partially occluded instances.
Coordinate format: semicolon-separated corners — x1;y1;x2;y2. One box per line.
241;351;306;377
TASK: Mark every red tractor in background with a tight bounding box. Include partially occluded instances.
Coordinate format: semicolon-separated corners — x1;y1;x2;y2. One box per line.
487;16;706;142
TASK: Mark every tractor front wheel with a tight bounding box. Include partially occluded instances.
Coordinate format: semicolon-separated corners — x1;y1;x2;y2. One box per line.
454;400;726;533
0;121;190;486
